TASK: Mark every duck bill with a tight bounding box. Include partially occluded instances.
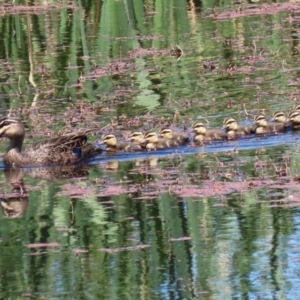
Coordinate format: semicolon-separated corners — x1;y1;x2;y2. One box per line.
285;118;292;126
97;140;105;146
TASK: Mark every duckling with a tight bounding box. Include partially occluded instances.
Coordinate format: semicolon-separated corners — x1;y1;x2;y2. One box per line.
293;104;300;112
129;131;147;149
223;117;254;139
271;111;287;123
130;131;144;144
159;128;189;146
101;134;143;152
254;115;286;134
287;110;300;130
143;131;177;150
192;122;227;143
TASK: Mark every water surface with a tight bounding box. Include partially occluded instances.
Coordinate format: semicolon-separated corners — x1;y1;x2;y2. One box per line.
0;0;300;299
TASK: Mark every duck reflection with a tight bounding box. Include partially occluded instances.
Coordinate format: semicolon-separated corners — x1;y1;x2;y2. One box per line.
23;164;90;180
0;168;28;218
0;165;91;218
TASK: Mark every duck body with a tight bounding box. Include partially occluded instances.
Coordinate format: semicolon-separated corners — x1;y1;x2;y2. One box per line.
159;128;189;146
102;134;143;152
0;117;101;167
192;122;227;143
223;117;254;139
144;131;177;150
254;115;286;134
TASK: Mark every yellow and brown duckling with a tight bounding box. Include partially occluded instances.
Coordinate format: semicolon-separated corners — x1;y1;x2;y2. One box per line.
129;131;147;149
254;115;286;134
192;122;227;143
287;110;300;130
223;117;254;139
101;134;143;152
130;131;145;144
293;104;300;112
0;116;102;167
143;131;178;150
159;128;189;146
271;111;287;124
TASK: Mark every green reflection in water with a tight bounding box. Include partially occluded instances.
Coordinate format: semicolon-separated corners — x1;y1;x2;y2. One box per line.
1;0;300;298
0;144;298;298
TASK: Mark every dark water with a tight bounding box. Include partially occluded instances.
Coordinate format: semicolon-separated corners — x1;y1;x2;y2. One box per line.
1;0;300;299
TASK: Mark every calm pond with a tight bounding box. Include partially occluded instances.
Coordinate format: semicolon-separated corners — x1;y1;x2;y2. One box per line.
1;0;300;299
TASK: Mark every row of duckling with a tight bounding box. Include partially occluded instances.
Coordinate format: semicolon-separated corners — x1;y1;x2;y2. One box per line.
100;107;300;152
102;105;300;152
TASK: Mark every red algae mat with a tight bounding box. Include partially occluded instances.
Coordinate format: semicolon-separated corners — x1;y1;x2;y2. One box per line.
52;160;300;208
0;4;79;15
212;3;300;20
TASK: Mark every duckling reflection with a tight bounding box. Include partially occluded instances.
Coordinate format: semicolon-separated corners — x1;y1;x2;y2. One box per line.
146;157;159;167
102;157;159;171
133;157;159;168
104;160;119;171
